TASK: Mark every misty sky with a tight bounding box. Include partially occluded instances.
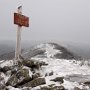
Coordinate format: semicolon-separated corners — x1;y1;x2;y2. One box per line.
0;0;90;44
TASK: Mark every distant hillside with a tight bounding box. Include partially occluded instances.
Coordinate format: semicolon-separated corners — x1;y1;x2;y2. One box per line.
22;43;79;60
0;40;89;60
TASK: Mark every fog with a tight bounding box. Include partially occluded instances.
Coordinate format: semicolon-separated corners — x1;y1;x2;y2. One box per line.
0;0;90;44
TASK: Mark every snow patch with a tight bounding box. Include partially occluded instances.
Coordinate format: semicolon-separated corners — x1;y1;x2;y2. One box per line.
0;60;14;68
7;86;22;90
35;43;61;58
1;72;11;83
31;56;90;89
63;80;89;90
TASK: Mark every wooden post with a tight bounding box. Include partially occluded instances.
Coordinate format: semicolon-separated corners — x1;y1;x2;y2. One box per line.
14;6;29;64
15;6;22;61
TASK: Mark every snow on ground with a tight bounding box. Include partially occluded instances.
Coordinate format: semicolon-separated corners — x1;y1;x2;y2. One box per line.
35;43;61;58
33;43;90;76
63;80;89;90
32;53;90;77
1;43;90;90
0;60;5;63
31;43;90;90
0;60;14;68
7;86;32;90
0;60;12;83
1;72;11;83
7;86;22;90
31;57;90;89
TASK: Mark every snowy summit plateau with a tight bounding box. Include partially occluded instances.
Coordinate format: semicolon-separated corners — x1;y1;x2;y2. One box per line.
0;43;90;90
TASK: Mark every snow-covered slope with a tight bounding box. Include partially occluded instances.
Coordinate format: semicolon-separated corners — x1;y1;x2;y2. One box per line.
23;43;76;60
30;43;90;90
0;43;90;90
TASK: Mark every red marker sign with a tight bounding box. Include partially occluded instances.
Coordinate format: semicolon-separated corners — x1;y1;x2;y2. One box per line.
14;13;29;27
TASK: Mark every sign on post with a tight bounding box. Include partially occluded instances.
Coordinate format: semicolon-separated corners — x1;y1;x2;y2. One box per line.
14;6;29;63
14;13;29;27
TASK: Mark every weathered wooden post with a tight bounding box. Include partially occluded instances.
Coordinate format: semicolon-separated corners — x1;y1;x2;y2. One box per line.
15;6;22;60
14;6;29;64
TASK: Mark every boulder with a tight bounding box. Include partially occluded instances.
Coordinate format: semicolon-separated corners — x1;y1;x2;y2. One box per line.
6;74;18;86
0;85;6;90
52;86;65;90
0;75;6;90
20;77;46;88
23;59;40;69
6;67;32;87
23;59;48;69
32;73;41;79
0;66;12;72
49;71;53;76
50;77;64;83
11;65;22;75
28;77;46;87
84;81;90;84
40;86;52;90
45;71;54;76
74;87;81;90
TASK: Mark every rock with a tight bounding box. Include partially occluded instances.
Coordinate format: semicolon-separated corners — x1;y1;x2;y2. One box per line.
45;71;54;76
53;86;65;90
5;70;11;77
49;71;53;76
11;65;22;75
0;85;6;90
45;73;48;77
48;84;55;87
29;77;46;87
0;66;12;72
23;59;48;69
39;61;48;66
0;75;6;90
50;77;64;83
84;81;90;84
32;73;41;79
23;59;39;68
20;77;46;88
6;74;18;86
6;67;32;87
16;67;32;82
74;87;81;90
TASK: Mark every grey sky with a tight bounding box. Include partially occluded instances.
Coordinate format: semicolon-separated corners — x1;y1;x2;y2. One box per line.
0;0;90;44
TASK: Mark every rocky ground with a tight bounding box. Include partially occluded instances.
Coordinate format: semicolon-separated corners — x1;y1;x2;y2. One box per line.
0;43;90;90
0;58;65;90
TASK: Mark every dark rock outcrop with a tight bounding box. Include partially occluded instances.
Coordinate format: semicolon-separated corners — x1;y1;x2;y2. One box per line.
50;77;64;83
74;87;81;90
20;77;46;88
0;66;12;72
22;59;48;69
32;73;41;79
7;67;32;87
